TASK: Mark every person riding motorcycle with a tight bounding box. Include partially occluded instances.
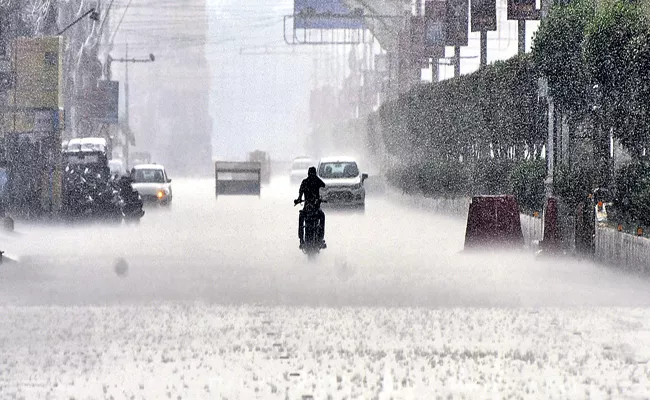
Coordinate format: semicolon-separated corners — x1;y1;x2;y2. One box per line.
116;175;144;218
294;166;326;249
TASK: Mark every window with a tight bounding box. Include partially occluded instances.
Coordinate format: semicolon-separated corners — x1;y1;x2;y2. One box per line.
44;52;58;66
65;154;100;165
318;162;359;179
131;169;166;183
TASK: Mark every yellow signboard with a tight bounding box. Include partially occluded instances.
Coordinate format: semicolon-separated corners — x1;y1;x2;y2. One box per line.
10;36;64;109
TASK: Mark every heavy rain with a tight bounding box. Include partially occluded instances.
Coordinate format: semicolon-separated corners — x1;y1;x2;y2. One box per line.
1;0;650;398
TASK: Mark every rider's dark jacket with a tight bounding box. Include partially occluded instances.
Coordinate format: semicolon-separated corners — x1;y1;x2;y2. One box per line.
299;175;326;204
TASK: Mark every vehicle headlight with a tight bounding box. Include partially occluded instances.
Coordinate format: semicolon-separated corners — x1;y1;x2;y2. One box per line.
157;190;167;199
351;183;362;190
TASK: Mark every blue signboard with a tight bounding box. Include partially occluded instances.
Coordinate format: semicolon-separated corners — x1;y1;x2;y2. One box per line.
294;0;364;29
425;0;446;58
94;80;119;124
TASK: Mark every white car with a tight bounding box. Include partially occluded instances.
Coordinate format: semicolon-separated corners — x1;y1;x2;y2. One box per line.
317;156;368;209
290;157;314;185
130;164;173;206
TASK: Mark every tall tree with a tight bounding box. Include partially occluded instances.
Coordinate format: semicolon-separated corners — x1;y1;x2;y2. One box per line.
532;0;594;118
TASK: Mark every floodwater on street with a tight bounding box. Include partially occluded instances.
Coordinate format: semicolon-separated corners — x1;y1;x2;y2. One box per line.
2;177;650;307
1;178;650;399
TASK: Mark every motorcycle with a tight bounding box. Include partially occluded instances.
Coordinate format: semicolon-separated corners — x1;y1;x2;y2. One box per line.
115;176;144;223
295;199;327;259
90;175;122;223
62;166;94;221
62;166;131;223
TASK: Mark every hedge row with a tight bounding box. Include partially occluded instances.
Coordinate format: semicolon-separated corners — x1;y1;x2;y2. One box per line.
375;54;545;167
385;159;546;213
370;54;547;212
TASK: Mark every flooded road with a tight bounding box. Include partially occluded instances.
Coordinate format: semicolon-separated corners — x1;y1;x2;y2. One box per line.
1;178;650;399
1;177;649;307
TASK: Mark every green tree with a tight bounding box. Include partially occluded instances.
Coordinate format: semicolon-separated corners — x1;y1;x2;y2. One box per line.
532;0;594;117
622;30;650;157
614;161;650;226
584;0;647;156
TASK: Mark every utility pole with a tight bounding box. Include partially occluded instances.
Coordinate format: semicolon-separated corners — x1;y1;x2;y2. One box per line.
124;42;130;170
517;20;526;54
479;31;487;67
540;2;553;199
546;91;554;198
416;0;424;85
453;46;461;77
103;44;154;170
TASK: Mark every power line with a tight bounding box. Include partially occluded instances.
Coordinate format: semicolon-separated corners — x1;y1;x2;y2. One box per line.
109;0;134;46
98;0;116;35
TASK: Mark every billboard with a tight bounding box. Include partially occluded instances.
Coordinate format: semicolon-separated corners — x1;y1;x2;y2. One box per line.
471;0;497;31
425;0;446;58
91;80;119;124
410;16;427;67
11;36;64;109
507;0;539;20
294;0;363;29
445;0;469;47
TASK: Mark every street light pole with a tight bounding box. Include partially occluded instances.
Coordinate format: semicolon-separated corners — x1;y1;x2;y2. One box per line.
57;8;100;35
102;46;155;170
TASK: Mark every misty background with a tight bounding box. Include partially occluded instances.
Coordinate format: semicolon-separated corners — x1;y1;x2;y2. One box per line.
109;0;540;168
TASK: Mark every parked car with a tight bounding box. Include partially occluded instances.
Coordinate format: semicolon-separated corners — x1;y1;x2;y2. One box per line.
290;157;314;185
130;164;173;206
317;156;368;209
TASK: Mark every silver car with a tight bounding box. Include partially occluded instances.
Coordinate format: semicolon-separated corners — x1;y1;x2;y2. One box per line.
317;156;368;209
130;164;173;206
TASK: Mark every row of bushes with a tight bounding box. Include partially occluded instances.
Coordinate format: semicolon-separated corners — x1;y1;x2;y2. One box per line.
372;54;545;168
386;159;547;213
370;53;548;213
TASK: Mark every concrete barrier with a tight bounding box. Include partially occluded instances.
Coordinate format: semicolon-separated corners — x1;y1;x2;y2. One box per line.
464;195;524;249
